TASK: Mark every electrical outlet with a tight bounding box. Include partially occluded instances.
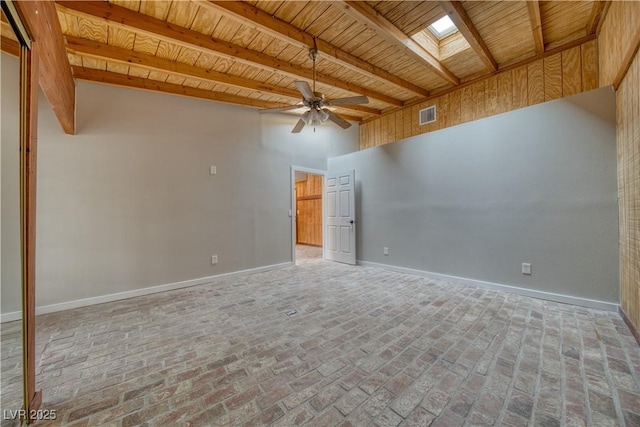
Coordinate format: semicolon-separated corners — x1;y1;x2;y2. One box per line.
210;166;217;175
522;263;531;275
211;255;218;265
383;247;389;256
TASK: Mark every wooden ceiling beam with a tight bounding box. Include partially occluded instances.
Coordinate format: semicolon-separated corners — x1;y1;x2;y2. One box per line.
1;35;19;57
0;12;17;43
333;1;459;86
65;36;381;116
73;67;294;110
72;67;362;122
200;0;429;98
56;1;402;107
14;1;75;134
66;36;301;97
439;1;497;72
586;1;609;35
527;0;545;55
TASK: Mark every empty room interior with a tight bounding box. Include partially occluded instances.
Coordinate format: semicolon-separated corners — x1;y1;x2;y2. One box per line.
1;0;639;425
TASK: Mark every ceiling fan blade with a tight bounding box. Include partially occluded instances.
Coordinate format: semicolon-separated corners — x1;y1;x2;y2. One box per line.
259;104;304;113
325;95;369;106
324;109;352;129
294;81;315;101
292;118;306;133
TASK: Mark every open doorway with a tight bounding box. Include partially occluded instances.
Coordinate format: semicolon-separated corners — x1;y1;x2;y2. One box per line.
291;167;325;265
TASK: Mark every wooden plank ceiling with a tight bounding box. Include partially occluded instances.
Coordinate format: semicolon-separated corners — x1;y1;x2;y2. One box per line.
3;1;607;123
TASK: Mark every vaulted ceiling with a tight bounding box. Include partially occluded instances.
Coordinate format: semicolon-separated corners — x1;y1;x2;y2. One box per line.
1;1;608;124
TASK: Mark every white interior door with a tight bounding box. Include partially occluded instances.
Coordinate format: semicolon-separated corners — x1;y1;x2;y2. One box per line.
324;170;356;265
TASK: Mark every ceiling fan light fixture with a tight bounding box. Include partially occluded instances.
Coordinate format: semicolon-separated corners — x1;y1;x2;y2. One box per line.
302;108;330;126
318;108;329;122
301;110;313;125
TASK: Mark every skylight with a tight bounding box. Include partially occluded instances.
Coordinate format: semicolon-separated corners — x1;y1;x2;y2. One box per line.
428;15;458;40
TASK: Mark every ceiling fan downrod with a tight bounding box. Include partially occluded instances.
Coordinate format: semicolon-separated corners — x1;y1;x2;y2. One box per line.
309;39;318;93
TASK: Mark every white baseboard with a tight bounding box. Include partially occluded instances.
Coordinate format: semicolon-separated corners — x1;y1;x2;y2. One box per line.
0;262;293;323
2;260;617;323
357;260;619;312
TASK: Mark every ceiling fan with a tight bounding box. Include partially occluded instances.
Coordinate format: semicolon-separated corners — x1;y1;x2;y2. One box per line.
260;48;369;133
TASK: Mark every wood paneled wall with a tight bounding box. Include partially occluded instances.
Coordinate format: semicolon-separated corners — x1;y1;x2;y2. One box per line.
599;1;640;341
295;174;323;247
598;1;640;88
296;174;323;198
616;50;640;342
359;39;598;150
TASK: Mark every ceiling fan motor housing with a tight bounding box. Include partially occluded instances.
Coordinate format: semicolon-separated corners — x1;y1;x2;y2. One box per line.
303;93;326;109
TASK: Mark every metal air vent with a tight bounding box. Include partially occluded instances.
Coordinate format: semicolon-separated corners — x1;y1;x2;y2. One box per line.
419;105;436;125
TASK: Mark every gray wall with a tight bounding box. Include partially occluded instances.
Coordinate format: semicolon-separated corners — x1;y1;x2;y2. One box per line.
1;55;22;314
1;54;358;314
329;88;619;304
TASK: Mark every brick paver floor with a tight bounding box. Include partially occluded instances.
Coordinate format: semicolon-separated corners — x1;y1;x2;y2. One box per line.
1;254;639;426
